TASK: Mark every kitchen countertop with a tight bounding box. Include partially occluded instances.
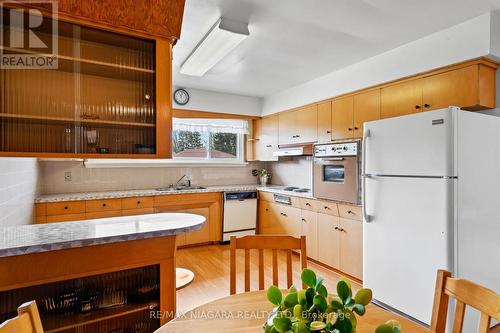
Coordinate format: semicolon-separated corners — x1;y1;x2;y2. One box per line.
35;184;259;203
0;213;205;258
256;185;314;199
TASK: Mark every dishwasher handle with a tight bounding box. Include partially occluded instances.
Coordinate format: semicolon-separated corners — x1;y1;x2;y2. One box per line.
224;191;258;201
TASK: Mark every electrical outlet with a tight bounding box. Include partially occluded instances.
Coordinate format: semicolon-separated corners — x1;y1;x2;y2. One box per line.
64;172;72;182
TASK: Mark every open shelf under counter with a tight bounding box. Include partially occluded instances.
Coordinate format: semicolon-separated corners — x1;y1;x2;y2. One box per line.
0;113;156;128
43;301;159;333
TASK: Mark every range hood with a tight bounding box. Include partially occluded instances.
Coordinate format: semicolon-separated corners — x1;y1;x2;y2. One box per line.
272;143;313;157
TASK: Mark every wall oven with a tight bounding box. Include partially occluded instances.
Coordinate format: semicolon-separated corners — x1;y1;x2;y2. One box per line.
313;140;361;204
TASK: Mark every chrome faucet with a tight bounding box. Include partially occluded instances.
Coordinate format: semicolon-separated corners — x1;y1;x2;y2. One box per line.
175;174;191;187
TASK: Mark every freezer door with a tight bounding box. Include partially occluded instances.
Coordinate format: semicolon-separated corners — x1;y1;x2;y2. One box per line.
364;108;456;177
363;176;455;324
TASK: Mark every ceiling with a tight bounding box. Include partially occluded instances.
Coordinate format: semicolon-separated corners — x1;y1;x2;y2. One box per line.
172;0;500;98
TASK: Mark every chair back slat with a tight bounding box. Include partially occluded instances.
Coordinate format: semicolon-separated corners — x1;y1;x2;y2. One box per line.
229;235;307;295
272;249;278;286
430;270;500;333
451;301;465;333
0;301;44;333
244;249;250;292
286;250;293;289
258;249;264;290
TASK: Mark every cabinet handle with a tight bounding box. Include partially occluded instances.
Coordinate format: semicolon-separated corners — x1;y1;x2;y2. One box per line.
348;128;353;131
266;145;272;148
305;202;311;206
324;206;329;210
302;218;306;222
424;103;430;108
415;105;421;109
334;226;339;230
353;127;359;130
326;130;331;134
296;134;300;137
339;228;345;232
347;210;353;214
280;213;288;217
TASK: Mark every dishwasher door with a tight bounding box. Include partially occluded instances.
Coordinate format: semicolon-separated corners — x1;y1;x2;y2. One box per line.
222;191;257;242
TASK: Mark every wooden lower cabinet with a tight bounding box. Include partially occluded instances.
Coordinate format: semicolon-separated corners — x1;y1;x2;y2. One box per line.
317;213;341;269
339;218;363;279
35;192;222;247
301;210;318;260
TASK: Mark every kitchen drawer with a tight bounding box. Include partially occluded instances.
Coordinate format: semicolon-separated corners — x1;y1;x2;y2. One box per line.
35;203;46;217
121;196;154;210
46;201;86;216
317;200;339;216
46;213;87;223
338;204;362;221
122;208;156;216
258;191;275;202
35;216;47;224
85;210;122;220
299;198;320;212
85;198;122;212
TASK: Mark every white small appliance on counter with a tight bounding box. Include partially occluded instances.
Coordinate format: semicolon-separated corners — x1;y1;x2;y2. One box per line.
362;106;500;332
222;191;257;242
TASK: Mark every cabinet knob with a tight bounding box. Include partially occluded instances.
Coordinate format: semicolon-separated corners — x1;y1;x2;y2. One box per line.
64;206;68;210
266;145;272;148
353;127;359;130
347;210;353;214
326;130;331;134
348;128;353;131
339;228;345;232
137;201;141;205
102;203;106;207
415;105;421;109
265;208;269;211
334;226;339;230
302;218;306;222
306;202;311;206
324;206;329;210
424;103;430;108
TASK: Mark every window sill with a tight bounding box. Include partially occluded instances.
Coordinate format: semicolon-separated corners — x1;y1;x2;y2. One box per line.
83;159;249;168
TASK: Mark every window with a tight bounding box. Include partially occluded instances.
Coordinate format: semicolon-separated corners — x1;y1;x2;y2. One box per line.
172;118;248;162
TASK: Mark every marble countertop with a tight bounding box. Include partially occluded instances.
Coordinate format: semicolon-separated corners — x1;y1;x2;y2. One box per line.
36;185;259;203
0;213;205;258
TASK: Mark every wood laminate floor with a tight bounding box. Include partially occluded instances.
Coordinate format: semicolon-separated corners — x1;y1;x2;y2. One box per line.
175;244;359;314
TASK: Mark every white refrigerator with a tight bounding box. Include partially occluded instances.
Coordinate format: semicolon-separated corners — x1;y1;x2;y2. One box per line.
362;107;500;331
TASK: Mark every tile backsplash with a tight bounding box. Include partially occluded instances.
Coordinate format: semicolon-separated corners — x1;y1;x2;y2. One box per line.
267;157;313;189
0;158;40;226
40;161;263;194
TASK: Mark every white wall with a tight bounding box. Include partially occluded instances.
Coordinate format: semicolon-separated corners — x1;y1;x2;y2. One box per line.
0;158;40;226
262;13;493;115
173;86;262;116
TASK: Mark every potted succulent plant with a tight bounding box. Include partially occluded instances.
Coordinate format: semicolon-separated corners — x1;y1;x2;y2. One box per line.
264;268;401;333
253;169;271;186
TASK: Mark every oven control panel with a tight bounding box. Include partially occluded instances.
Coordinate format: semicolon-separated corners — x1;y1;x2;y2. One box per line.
314;142;359;157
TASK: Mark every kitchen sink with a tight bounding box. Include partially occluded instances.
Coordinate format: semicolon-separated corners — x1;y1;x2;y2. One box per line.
155;186;207;192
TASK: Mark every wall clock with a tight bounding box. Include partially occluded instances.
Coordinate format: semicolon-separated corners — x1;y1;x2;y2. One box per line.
174;88;190;105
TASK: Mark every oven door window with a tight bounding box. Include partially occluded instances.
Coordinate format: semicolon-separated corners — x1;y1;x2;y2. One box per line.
323;165;345;183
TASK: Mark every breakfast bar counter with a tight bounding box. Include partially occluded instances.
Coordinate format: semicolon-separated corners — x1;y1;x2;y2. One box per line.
0;213;205;331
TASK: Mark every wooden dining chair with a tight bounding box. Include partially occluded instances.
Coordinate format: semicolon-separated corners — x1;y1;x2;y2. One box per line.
229;235;307;295
430;270;500;333
0;301;44;333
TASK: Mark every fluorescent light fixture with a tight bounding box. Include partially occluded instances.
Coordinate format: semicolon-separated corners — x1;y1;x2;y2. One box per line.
180;18;249;77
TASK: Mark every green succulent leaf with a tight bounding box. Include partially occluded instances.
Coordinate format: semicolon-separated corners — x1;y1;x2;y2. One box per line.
309;321;326;331
273;316;292;333
336;280;352;304
354;288;373;306
305;287;315;306
334;317;352;333
293;321;309;333
267;286;283;306
289;285;298;294
344;296;354;307
297;290;307;306
352;303;366;316
284;292;299;308
301;268;317;288
330;299;343;310
375;324;394;333
317;284;328;298
313;294;328;312
315;276;324;290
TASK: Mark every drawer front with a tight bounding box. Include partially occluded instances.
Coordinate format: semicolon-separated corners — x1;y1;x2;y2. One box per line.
259;191;274;202
46;201;85;216
85;210;122;220
35;203;46;217
338;204;362;221
300;198;320;212
46;213;87;223
121;196;154;210
318;200;339;216
121;208;156;216
86;199;122;212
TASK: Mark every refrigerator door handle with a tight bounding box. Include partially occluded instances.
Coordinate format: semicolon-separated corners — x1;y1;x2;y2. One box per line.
363;129;372;223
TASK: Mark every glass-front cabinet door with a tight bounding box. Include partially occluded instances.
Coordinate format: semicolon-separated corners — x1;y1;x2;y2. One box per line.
0;7;166;157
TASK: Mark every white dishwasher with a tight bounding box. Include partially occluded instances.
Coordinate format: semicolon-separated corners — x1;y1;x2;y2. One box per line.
222;191;257;242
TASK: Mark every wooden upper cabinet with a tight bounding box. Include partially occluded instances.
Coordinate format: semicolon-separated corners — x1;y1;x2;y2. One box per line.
295;105;318;143
255;115;278;161
23;0;186;41
278;111;296;145
381;79;423;119
353;90;381;138
0;6;173;158
332;96;354;140
422;64;496;111
317;101;332;142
